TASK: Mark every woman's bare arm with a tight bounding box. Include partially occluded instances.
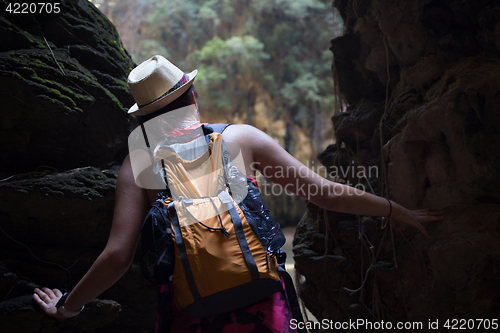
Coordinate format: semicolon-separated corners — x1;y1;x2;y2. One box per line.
34;155;149;317
226;124;443;238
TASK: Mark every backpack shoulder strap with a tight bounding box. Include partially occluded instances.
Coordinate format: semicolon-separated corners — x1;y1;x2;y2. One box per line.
203;123;232;135
202;123;232;145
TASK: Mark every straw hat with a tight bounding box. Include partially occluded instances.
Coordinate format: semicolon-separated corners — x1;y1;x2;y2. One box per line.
127;55;197;116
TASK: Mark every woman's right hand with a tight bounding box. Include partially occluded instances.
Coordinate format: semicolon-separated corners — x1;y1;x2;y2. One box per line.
33;287;67;319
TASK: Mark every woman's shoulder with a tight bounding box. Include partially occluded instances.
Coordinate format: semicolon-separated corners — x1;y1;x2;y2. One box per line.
222;124;264;144
223;123;255;133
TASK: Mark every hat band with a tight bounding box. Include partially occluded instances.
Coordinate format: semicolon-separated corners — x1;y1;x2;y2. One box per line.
138;73;189;108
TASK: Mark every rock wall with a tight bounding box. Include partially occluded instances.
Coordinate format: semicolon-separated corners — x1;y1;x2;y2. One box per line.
294;0;500;330
0;1;156;332
1;0;134;174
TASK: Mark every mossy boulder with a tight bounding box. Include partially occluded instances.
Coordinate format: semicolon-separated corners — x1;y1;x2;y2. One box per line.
0;1;156;332
0;0;135;175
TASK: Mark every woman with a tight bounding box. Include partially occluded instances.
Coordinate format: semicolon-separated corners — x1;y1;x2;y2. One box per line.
34;56;443;331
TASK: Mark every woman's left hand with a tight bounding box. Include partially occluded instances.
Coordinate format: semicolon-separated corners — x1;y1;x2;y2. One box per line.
391;205;444;239
33;287;67;319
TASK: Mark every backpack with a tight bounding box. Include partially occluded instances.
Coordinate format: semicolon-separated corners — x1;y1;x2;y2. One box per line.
139;124;302;321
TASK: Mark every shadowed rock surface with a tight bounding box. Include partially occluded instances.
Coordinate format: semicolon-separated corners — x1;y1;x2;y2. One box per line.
0;1;156;332
294;0;500;330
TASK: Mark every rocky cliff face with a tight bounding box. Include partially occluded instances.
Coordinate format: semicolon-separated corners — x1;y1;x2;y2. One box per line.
294;0;500;329
0;1;156;332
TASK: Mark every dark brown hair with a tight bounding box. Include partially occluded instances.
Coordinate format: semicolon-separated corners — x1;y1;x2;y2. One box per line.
137;85;197;124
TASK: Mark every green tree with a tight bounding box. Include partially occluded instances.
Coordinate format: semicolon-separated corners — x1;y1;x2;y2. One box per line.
96;0;343;148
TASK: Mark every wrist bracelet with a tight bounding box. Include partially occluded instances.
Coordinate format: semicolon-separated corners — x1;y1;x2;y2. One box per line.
56;292;84;318
381;197;392;229
385;197;392;219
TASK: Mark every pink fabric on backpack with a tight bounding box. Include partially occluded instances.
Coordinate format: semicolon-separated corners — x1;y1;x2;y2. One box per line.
167;122;208;138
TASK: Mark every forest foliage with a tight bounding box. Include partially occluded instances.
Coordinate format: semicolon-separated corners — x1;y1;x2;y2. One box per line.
95;0;342;137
